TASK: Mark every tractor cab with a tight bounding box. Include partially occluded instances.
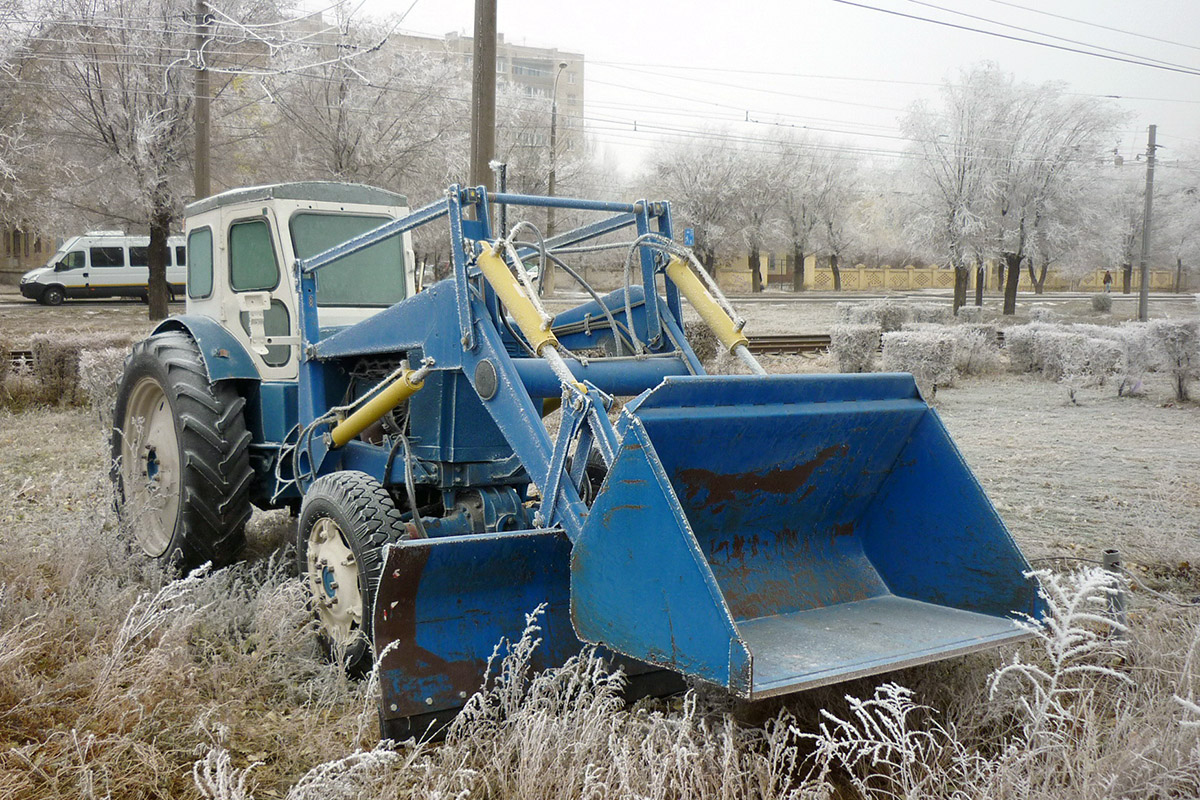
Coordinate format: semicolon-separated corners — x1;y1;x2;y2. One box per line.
183;182;416;381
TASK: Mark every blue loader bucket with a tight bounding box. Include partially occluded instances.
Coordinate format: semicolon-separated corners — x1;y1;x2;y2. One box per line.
571;373;1040;698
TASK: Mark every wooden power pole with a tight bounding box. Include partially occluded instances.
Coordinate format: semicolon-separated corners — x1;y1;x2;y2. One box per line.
469;0;496;194
1137;124;1157;322
194;0;211;200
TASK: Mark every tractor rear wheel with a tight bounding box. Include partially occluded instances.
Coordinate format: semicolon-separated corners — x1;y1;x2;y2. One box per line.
297;470;408;676
111;331;253;572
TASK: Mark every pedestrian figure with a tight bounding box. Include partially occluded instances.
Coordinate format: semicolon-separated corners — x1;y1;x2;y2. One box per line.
1103;270;1113;292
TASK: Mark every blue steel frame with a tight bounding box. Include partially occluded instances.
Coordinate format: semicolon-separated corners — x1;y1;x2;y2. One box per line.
291;185;687;537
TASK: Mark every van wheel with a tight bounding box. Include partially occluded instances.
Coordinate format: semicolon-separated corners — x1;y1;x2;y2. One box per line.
41;286;65;306
112;331;253;572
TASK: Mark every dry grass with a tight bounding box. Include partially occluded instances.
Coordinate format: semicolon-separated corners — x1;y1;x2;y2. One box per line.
2;300;1199;797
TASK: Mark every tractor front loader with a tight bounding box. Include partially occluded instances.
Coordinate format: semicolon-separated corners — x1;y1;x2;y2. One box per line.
112;182;1041;738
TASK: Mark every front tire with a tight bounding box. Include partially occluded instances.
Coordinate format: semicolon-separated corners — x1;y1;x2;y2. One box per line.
297;471;408;676
41;285;65;306
112;331;253;572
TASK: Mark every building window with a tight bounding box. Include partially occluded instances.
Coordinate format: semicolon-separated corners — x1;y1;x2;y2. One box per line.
23;233;29;257
33;237;41;254
567;71;576;84
496;56;506;73
567;93;576;105
11;230;20;256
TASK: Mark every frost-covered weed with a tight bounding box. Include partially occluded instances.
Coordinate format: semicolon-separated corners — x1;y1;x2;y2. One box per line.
830;323;880;373
78;347;128;423
801;683;991;800
989;569;1131;740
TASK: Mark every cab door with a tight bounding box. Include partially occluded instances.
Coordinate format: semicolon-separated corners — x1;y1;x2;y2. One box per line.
223;214;297;380
56;249;88;297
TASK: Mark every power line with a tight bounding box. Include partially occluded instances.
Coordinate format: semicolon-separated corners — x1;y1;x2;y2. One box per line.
829;0;1200;77
976;0;1200;55
901;0;1200;73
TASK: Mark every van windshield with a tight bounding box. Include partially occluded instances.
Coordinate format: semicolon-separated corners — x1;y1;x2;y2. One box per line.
289;213;406;307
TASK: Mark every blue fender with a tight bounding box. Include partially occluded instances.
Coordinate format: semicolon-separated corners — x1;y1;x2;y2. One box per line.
153;315;260;382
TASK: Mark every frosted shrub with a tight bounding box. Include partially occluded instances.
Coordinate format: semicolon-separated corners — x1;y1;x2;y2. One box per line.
1149;319;1200;402
1029;306;1057;322
909;302;951;324
956;305;983;322
882;330;954;398
1060;336;1122;403
839;300;908;332
1115;321;1156;396
1092;293;1113;313
1003;324;1046;374
904;322;1000;376
953;325;1002;376
831;324;880;374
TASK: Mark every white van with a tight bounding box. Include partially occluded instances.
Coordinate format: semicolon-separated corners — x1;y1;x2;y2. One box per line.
19;231;186;305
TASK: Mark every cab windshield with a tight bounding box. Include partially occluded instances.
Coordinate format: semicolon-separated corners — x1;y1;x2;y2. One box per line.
289;213;406;307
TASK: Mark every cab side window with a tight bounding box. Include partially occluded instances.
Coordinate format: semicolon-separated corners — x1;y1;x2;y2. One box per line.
60;251;86;270
229;219;279;291
175;246;186;267
128;246;149;267
90;247;125;268
187;228;213;299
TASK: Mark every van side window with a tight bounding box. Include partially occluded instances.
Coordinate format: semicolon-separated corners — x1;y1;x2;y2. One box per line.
128;246;149;267
61;251;86;270
229;219;279;292
187;228;213;299
175;246;186;267
91;247;125;268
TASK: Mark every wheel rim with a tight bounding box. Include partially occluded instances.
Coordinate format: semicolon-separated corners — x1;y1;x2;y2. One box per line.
120;376;181;556
305;517;364;646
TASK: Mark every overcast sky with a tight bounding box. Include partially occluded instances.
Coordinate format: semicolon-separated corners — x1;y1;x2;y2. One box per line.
381;0;1200;175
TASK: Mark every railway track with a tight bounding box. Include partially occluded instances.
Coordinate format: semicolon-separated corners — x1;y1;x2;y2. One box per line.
745;334;832;355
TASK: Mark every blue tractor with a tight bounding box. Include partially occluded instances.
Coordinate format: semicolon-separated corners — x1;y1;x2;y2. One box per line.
112;182;1040;736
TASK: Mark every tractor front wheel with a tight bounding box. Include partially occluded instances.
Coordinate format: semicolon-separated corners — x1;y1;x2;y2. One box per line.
112;331;253;572
297;471;408;676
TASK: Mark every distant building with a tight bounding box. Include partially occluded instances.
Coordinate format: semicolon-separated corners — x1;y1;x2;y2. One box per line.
395;30;584;150
0;227;54;285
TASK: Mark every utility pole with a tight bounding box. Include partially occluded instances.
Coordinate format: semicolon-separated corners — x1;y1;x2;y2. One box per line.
468;0;496;194
1137;124;1157;322
543;60;569;296
194;0;211;200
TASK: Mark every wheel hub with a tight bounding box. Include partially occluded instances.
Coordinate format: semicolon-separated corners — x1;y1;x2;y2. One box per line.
120;377;181;557
306;517;363;646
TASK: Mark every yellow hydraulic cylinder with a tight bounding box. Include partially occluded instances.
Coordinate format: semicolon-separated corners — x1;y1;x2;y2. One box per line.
330;368;426;448
664;257;750;353
476;245;558;353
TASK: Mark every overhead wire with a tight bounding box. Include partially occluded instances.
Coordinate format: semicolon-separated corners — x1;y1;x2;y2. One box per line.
829;0;1200;78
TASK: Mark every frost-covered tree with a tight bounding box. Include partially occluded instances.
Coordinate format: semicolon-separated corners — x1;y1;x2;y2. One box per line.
815;156;861;291
728;145;786;292
904;65;1120;315
777;137;830;292
903;65;1005;313
648;135;741;273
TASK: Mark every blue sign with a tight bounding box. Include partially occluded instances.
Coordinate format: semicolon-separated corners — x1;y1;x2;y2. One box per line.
684;228;694;246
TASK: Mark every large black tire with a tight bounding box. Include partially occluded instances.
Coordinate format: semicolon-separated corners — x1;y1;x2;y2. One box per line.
297;470;408;676
111;331;253;572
